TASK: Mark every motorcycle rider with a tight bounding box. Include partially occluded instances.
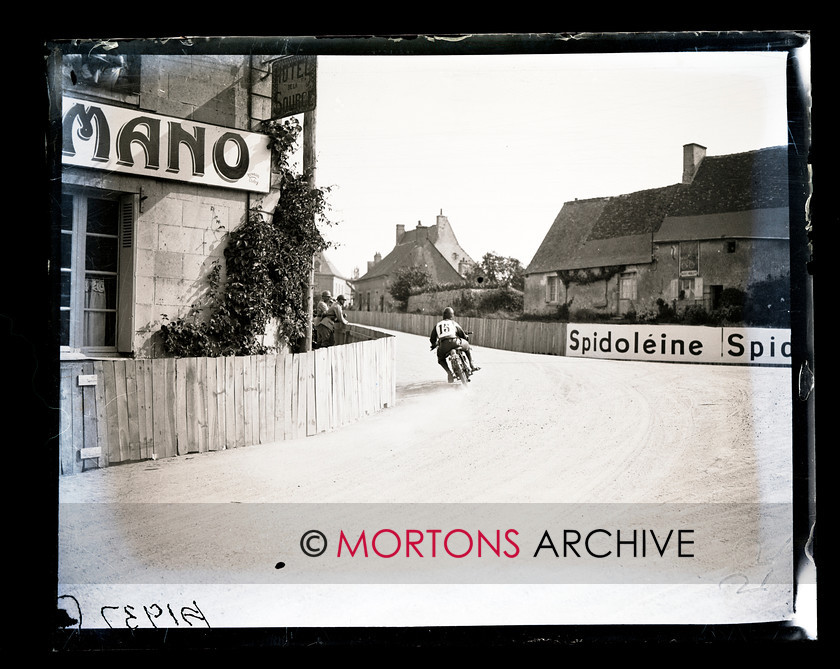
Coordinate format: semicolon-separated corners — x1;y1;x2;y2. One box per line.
430;307;480;382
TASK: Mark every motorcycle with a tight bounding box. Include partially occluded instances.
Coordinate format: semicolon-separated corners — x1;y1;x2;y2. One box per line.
434;331;474;387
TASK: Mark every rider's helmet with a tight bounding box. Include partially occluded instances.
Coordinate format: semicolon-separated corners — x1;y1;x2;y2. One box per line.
321;291;332;300
443;307;454;319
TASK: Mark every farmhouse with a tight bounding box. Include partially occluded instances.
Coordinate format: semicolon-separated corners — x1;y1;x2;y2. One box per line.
523;143;790;319
354;211;475;312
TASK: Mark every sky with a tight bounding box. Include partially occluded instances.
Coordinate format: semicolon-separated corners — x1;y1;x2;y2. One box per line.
302;45;802;279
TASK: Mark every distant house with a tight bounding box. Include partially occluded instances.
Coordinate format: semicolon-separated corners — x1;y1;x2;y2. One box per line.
523;143;790;318
354;211;475;312
314;251;353;306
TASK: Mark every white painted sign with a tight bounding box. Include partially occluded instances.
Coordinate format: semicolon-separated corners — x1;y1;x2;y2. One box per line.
566;323;791;366
61;97;271;193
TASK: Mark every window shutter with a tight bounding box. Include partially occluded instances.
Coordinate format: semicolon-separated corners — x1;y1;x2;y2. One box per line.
668;279;679;300
117;193;138;353
694;277;704;299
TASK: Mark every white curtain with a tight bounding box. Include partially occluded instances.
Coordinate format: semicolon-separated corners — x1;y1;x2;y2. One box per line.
83;277;108;346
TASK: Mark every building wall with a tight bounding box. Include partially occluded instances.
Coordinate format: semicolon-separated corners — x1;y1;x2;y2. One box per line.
316;274;353;304
653;239;790;292
60;54;279;358
524;238;790;318
352;276;393;312
62;167;248;357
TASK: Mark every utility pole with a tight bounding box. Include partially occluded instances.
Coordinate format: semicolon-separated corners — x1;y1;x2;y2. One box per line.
303;87;317;351
271;53;318;351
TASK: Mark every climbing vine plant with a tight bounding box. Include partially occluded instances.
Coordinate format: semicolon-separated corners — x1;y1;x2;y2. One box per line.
159;118;333;357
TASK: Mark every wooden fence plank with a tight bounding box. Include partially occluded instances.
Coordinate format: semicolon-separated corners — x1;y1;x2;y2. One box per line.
59;364;75;475
141;359;155;459
330;347;344;428
314;348;331;434
92;361;110;468
174;358;188;456
224;357;236;448
206;357;218;451
284;354;295;440
214;357;226;450
234;356;246;448
122;359;141;461
305;352;317;436
110;360;130;463
183;358;197;453
272;354;285;441
251;357;261;444
293;354;306;438
151;358;172;459
81;383;98;471
264;355;276;443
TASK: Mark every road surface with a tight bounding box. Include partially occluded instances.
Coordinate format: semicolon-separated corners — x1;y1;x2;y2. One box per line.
57;328;800;630
59;327;792;505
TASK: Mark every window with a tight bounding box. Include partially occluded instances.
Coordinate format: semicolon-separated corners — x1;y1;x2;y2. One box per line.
680;277;700;301
546;275;559;303
60;188;137;354
620;273;637;301
726;240;737;253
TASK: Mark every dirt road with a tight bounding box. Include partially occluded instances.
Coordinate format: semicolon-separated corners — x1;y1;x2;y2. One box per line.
57;328;798;629
59;328;792;505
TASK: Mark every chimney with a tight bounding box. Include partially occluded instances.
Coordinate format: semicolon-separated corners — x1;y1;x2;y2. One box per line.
682;143;707;184
374;252;381;264
396;224;405;243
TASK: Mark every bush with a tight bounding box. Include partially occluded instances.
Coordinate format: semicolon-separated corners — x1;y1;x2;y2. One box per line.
743;274;790;327
159;119;334;357
390;266;433;311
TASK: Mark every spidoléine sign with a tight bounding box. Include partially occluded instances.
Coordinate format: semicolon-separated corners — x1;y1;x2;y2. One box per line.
272;56;317;118
566;323;791;366
61;97;271;193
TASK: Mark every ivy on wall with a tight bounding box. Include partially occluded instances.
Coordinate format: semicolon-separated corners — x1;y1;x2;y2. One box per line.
556;265;627;288
160;118;333;357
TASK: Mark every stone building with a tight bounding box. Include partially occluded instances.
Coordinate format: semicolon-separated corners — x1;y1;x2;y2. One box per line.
353;211;475;312
524;143;790;318
54;50;292;360
314;251;353;306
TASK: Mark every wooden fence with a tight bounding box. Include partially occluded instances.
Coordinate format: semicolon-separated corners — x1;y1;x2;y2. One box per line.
58;325;396;476
348;311;567;357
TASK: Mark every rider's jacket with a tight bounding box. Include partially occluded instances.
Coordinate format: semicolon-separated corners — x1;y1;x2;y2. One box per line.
430;318;467;346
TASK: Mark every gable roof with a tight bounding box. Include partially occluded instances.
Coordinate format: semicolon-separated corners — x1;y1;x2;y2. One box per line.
525;186;679;274
314;251;347;279
667;145;789;216
355;238;465;285
525;145;789;275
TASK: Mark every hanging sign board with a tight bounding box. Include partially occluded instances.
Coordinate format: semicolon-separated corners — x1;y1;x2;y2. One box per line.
272;56;317;118
61;96;271;193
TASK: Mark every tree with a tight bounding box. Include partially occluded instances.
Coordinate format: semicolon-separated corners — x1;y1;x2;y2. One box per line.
468;252;525;290
389;266;432;311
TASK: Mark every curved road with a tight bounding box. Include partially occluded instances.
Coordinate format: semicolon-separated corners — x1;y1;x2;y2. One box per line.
57;328;798;629
59;327;792;505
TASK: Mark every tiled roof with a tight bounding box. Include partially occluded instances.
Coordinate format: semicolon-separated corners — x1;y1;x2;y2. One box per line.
656;207;790;242
524;186;677;273
525;145;789;274
314;251;346;279
667;146;789;216
356;239;465;285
